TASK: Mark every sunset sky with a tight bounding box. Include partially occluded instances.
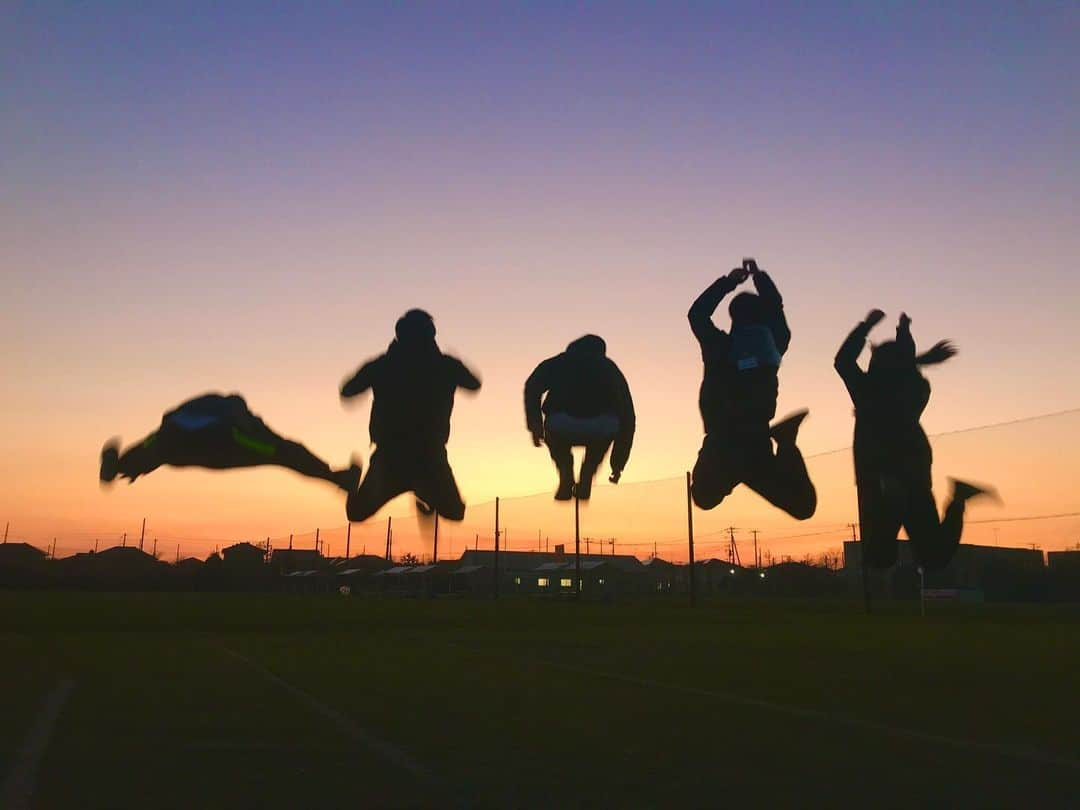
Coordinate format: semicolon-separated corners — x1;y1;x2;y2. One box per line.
3;3;1078;560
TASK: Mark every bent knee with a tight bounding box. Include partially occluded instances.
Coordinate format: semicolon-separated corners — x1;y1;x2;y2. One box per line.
691;480;729;511
439;503;466;522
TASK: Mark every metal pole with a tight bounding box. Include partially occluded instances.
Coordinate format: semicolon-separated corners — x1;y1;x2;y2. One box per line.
687;472;697;608
152;538;157;559
851;522;871;614
3;522;8;543
315;527;320;554
574;496;582;598
345;522;352;559
289;533;293;550
494;497;500;598
139;517;146;551
433;511;439;563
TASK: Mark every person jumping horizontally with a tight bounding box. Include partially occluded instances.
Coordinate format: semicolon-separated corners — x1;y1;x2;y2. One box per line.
688;258;817;519
835;310;995;570
340;309;480;522
99;393;361;491
524;334;636;501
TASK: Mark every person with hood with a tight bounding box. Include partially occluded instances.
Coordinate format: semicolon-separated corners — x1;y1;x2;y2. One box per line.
835;309;994;570
340;309;480;522
524;335;636;501
99;393;361;491
688;258;817;519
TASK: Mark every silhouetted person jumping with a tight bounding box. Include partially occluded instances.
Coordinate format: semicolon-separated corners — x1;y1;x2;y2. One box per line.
340;309;480;522
99;393;361;491
524;335;636;501
688;259;817;518
836;310;994;570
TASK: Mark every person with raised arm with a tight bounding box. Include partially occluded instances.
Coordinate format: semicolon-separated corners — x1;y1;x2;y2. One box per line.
836;309;995;569
688;258;816;519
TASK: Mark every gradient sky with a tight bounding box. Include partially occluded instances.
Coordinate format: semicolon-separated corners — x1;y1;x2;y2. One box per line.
2;2;1079;559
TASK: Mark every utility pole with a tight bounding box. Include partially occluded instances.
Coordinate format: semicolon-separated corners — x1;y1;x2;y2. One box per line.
176;544;180;563
726;527;741;567
494;497;500;598
433;511;439;563
139;517;146;551
574;495;581;598
608;538;615;557
345;522;352;560
94;538;99;553
3;522;8;543
686;471;697;608
122;532;127;548
152;538;158;559
849;521;870;614
751;530;760;569
385;517;393;560
315;528;320;554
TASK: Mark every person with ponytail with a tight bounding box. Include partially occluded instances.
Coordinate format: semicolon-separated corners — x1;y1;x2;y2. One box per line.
835;310;995;570
340;309;481;522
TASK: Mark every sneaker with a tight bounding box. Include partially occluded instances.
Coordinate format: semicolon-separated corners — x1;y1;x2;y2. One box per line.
950;478;1000;504
100;440;121;484
336;461;363;493
769;409;809;446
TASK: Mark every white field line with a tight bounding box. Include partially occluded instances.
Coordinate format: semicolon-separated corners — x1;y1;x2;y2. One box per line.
1;679;75;810
537;658;1080;772
219;646;435;782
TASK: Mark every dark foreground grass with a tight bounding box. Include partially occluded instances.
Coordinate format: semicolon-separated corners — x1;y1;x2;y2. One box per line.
1;593;1077;809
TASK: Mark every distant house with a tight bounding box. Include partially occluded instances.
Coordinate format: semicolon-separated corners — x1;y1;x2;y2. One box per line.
172;557;206;576
1047;550;1080;601
0;542;49;571
270;548;325;574
222;542;267;570
843;540;1046;601
642;557;682;593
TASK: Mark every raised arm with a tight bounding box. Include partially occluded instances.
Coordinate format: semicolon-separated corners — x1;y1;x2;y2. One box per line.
835;309;885;388
608;364;636;482
523;358;555;445
688;268;746;344
340;357;383;399
750;267;792;354
451;357;482;392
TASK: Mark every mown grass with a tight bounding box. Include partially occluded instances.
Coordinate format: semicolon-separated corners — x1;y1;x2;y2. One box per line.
2;593;1077;808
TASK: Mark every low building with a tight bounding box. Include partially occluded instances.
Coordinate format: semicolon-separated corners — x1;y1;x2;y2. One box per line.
843;540;1046;601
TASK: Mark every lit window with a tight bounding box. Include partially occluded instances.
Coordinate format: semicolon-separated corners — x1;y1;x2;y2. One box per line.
514;576;521;585
559;577;573;588
598;578;605;585
538;577;549;588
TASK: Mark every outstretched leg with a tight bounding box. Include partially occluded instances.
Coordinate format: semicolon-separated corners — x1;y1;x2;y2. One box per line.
101;433;164;484
347;449;408;522
905;478;992;570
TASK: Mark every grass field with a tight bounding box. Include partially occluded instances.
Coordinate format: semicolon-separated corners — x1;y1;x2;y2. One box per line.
1;592;1077;809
